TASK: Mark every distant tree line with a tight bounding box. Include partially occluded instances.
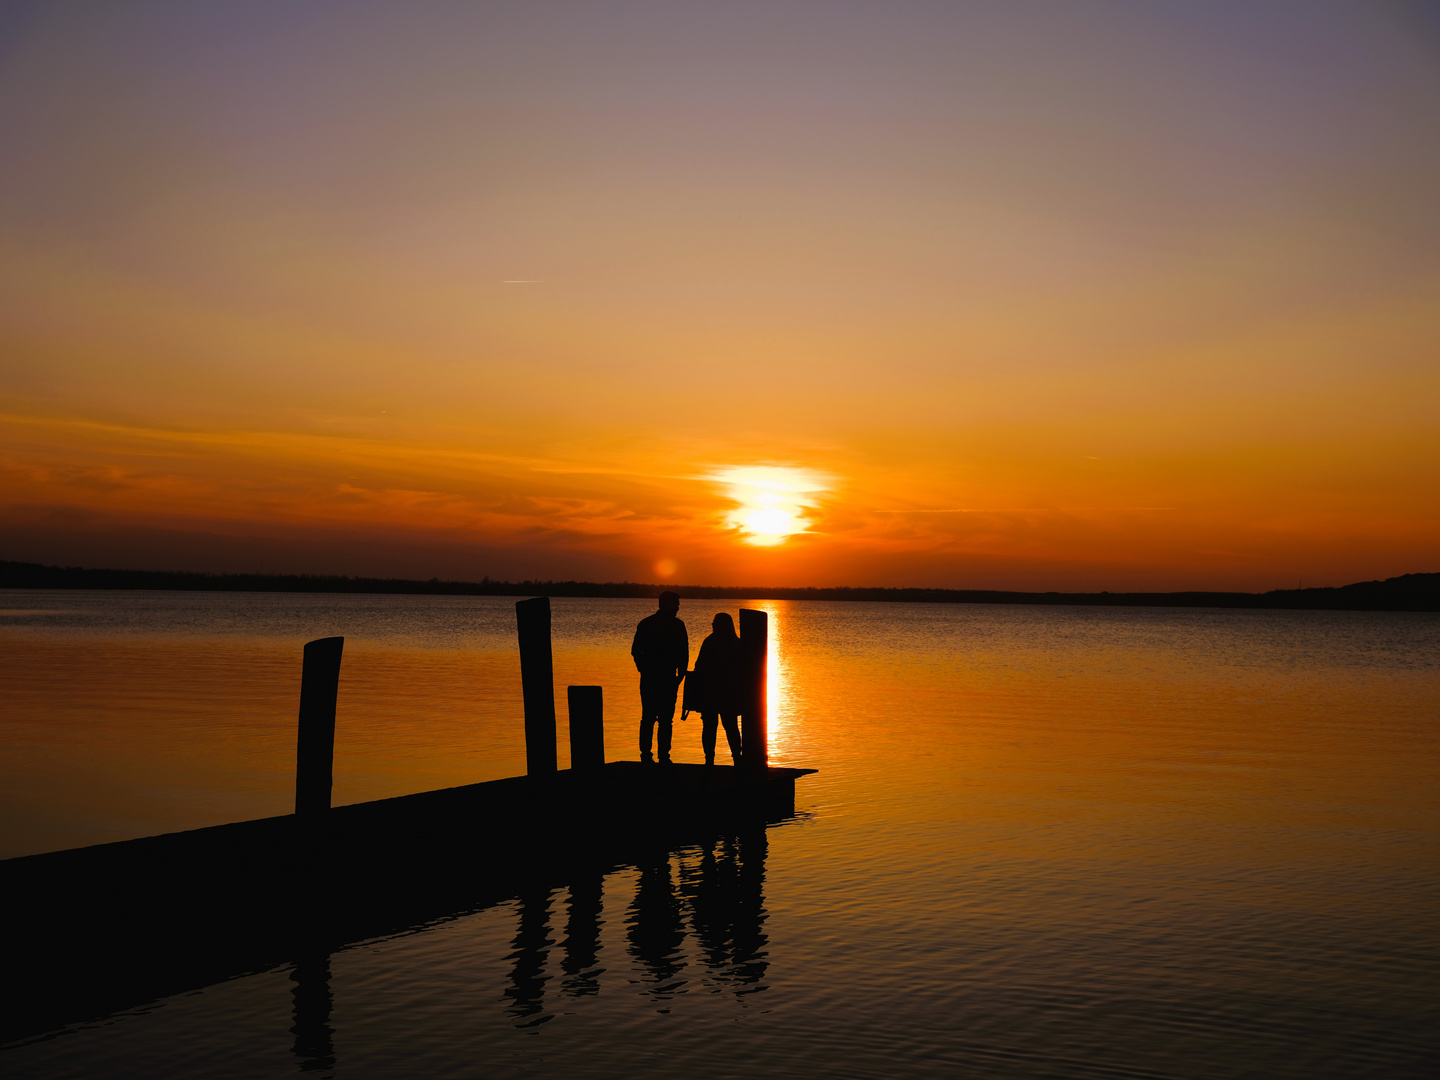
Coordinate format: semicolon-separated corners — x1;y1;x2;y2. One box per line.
1;559;1435;611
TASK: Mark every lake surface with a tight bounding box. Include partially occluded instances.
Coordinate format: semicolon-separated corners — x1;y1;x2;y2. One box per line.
2;590;1437;1078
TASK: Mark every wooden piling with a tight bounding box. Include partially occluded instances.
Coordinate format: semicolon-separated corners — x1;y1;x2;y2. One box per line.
567;686;605;771
515;597;558;775
738;608;768;771
295;636;344;816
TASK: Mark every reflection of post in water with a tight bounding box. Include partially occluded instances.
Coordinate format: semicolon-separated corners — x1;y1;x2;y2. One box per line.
732;827;770;992
290;953;336;1075
678;827;770;997
626;852;686;1002
561;868;604;997
504;887;555;1026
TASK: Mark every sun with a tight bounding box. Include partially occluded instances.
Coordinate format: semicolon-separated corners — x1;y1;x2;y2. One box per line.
710;466;829;546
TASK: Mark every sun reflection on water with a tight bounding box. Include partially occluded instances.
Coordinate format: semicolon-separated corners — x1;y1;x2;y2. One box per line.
743;600;790;761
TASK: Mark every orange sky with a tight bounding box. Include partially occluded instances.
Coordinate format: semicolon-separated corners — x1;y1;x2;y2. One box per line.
2;1;1438;590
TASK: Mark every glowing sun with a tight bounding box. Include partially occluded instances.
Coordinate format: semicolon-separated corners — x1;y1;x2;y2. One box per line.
710;466;830;546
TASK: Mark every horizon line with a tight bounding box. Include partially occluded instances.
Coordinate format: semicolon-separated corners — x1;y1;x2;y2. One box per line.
1;559;1435;611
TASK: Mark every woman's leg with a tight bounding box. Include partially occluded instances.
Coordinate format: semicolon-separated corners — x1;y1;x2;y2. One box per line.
701;713;718;765
721;713;742;763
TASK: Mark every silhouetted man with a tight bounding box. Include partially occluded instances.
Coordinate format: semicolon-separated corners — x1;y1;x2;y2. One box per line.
631;591;688;764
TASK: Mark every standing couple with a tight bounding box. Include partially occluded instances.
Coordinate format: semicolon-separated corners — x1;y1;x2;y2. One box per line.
630;591;743;766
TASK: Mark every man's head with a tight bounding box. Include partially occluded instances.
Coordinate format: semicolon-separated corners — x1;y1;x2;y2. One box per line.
658;591;680;616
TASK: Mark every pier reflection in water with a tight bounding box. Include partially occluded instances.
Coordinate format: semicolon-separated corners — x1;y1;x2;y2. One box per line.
502;827;770;1029
284;828;776;1076
137;827;782;1080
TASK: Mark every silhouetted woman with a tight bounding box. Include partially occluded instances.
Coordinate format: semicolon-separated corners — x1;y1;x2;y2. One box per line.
688;612;743;766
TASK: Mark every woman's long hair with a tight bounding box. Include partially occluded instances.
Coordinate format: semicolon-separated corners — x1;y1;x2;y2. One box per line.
711;611;738;639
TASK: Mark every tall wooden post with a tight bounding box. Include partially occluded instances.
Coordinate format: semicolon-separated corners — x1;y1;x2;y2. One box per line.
739;608;768;773
515;597;557;775
295;636;344;816
567;685;605;771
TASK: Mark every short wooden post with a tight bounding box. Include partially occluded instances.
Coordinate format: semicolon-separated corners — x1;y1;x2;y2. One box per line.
739;608;768;772
295;636;344;816
567;686;604;771
515;597;557;775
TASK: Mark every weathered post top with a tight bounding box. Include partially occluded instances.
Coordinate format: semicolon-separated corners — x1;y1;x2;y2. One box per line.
295;635;344;816
515;597;558;775
738;608;768;772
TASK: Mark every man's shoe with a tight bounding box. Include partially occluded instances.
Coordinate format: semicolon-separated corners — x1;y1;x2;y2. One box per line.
659;755;673;766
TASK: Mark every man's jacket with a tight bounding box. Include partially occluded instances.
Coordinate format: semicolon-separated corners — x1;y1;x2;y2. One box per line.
631;612;689;678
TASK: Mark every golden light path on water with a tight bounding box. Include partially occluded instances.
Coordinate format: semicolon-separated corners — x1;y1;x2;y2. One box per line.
746;600;792;760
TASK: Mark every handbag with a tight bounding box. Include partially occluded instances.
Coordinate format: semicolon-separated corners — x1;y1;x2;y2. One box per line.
680;669;703;721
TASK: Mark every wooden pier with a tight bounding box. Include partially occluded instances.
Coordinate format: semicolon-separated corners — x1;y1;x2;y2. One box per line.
0;600;815;1044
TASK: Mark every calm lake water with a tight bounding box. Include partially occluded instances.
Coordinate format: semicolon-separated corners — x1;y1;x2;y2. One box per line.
2;589;1437;1078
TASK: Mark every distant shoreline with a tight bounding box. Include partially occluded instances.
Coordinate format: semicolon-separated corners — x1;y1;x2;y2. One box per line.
3;559;1436;612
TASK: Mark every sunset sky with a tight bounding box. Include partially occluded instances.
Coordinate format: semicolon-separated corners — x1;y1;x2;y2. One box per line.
2;0;1437;590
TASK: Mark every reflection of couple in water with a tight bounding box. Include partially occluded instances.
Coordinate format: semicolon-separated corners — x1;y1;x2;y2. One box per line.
502;828;772;1024
630;591;743;766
